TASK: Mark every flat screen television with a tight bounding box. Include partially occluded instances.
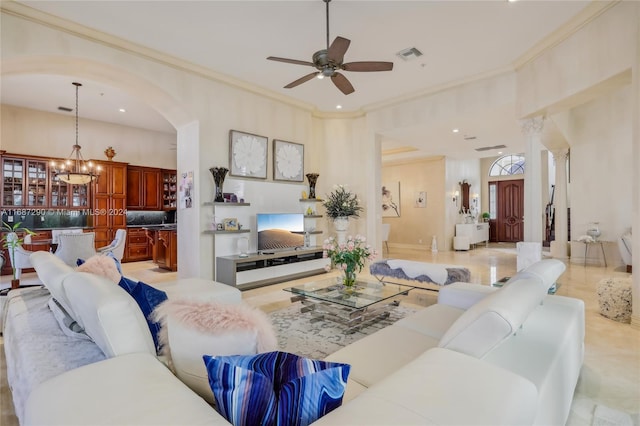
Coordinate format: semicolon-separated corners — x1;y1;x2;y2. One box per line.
256;213;305;252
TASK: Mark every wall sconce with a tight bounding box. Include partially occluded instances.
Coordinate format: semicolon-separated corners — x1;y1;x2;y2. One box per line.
453;190;459;203
472;193;479;206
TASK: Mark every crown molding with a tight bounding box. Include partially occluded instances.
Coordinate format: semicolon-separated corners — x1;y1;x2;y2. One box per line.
382;155;445;167
512;1;620;70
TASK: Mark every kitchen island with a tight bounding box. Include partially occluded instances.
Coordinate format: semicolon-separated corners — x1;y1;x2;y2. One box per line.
143;225;177;271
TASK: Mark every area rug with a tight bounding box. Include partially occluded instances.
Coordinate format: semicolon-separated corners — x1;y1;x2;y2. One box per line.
268;302;419;359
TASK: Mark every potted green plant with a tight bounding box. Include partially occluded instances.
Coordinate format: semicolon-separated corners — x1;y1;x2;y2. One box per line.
482;212;491;222
1;221;36;289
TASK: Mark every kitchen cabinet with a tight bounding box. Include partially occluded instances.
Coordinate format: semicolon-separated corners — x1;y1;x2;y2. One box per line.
91;160;127;249
126;166;161;210
123;227;151;262
161;170;177;210
1;156;48;207
145;227;177;271
1;153;88;209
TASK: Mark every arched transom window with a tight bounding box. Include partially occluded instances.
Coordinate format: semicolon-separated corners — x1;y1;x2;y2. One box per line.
489;154;525;176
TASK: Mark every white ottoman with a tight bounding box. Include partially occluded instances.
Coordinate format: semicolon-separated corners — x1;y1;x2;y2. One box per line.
596;277;632;323
155;277;242;304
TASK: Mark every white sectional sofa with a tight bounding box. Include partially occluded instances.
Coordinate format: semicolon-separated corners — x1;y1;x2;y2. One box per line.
3;253;584;426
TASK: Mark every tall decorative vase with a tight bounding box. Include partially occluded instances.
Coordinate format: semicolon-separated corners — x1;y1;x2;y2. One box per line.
333;216;349;245
209;167;228;203
306;173;319;199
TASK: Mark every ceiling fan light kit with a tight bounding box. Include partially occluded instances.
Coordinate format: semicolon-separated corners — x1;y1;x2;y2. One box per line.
267;0;393;95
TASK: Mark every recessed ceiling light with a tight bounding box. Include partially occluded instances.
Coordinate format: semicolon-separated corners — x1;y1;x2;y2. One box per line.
498;151;503;155
317;74;324;80
336;105;342;109
452;129;459;133
119;108;126;113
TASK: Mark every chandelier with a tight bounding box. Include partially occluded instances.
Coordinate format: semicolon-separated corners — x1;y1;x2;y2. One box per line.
50;82;101;185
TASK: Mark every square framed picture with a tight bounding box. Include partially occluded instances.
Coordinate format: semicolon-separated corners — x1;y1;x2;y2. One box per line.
229;130;268;179
222;218;238;231
273;140;304;182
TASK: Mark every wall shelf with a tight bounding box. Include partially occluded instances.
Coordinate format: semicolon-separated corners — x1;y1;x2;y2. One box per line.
204;229;250;235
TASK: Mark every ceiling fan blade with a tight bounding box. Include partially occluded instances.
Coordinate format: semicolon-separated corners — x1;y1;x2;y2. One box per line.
342;61;394;72
327;36;351;64
284;72;319;89
331;72;355;95
267;56;315;67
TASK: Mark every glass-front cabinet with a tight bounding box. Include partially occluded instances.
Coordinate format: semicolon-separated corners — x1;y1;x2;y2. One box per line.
26;160;48;206
2;157;24;206
50;172;89;208
1;153;90;209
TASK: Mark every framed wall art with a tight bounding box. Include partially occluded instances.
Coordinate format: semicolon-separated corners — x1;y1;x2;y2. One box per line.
273;139;304;182
382;182;401;217
229;130;268;179
222;218;238;231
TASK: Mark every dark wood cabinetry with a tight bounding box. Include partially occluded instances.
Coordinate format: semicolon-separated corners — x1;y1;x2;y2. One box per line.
145;227;177;271
91;160;127;249
1;153;88;209
123;227;151;262
161;170;177;210
126;166;162;210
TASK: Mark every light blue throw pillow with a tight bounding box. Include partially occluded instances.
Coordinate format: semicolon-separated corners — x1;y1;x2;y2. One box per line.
203;351;350;426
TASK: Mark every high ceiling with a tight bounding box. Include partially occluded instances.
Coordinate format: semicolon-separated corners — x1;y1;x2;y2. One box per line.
1;0;597;159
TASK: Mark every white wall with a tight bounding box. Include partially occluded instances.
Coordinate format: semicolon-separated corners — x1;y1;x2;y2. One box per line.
1;105;177;169
566;85;632;241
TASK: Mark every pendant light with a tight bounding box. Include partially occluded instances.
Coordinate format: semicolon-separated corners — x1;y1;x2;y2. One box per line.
50;82;101;185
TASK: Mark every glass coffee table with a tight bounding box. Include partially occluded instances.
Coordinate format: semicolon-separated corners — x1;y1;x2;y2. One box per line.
284;277;415;333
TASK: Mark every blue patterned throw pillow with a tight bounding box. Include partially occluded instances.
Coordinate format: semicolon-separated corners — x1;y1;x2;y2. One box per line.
203;351;350;426
118;276;167;352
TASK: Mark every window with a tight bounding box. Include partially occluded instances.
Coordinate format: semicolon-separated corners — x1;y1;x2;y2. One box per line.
489;182;497;220
489;154;525;176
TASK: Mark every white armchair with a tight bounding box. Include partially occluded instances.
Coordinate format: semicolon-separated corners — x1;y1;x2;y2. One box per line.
618;230;632;273
97;229;127;262
54;232;97;266
5;232;34;280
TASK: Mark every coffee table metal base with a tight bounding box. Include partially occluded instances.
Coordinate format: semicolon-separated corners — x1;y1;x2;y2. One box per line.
291;295;401;334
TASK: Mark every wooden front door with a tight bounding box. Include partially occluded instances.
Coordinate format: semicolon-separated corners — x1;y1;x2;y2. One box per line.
496;179;524;242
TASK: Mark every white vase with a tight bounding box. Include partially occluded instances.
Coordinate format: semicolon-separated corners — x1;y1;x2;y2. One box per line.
333;216;349;232
333;216;349;244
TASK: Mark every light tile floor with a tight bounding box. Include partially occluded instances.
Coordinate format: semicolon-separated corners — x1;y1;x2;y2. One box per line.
1;244;638;425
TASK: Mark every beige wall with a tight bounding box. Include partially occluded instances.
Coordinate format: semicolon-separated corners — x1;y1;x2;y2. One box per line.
381;157;446;251
1;105;177;169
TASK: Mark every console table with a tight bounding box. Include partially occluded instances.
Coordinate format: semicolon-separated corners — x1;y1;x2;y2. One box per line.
216;247;329;290
455;223;489;250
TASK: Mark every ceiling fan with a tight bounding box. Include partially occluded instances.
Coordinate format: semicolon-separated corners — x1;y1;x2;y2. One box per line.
267;0;393;95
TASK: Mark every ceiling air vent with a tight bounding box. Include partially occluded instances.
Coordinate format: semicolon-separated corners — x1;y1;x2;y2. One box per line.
463;136;477;141
396;47;423;61
475;144;507;152
58;106;73;112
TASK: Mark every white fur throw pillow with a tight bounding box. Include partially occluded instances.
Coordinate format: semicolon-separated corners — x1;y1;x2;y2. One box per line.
75;255;122;284
151;299;278;354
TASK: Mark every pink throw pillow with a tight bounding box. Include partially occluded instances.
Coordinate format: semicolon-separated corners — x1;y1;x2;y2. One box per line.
76;255;122;284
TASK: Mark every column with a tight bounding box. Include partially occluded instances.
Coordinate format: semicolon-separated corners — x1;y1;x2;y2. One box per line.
631;10;640;330
519;116;545;243
550;149;569;259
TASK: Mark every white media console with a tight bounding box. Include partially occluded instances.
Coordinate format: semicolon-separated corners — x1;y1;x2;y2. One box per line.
216;247;329;290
